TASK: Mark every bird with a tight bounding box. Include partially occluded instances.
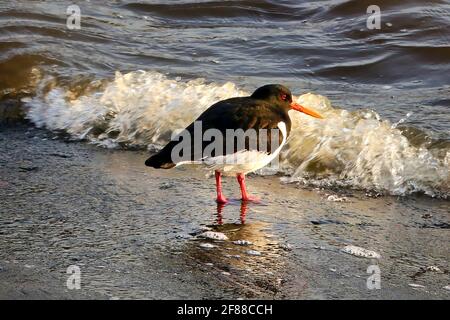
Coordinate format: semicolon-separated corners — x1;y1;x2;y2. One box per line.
145;84;323;203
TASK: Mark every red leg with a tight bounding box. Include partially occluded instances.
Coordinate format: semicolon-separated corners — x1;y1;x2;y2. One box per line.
236;173;260;202
215;170;228;203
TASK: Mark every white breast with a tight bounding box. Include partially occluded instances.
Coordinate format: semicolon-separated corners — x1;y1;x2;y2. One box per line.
201;121;288;176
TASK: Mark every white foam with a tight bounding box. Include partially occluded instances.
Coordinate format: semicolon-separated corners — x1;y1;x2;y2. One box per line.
26;70;245;148
426;266;441;272
246;250;262;256
341;245;381;259
24;70;450;197
199;231;229;241
326;194;348;202
232;240;253;246
284;93;449;197
408;283;425;289
199;243;216;249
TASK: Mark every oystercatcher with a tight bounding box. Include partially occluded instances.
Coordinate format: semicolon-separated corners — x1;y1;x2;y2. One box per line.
145;84;323;203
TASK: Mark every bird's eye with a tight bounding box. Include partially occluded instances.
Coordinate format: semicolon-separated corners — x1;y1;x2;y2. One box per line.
280;94;287;101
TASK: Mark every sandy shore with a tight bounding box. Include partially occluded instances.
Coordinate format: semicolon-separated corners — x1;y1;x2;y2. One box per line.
0;123;448;299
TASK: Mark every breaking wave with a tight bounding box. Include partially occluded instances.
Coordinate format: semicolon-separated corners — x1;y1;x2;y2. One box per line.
24;70;449;198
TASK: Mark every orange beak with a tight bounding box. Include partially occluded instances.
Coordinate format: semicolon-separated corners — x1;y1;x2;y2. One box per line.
290;102;324;119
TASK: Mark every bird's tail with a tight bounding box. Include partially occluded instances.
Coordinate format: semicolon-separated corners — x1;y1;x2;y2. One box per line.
145;152;175;169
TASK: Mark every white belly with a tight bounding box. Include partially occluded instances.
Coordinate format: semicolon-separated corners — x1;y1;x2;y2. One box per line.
182;122;287;176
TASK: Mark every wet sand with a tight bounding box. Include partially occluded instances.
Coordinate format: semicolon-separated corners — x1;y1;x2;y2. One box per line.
0;124;449;300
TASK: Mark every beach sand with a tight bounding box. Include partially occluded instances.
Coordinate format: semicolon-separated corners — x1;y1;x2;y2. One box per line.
0;124;448;299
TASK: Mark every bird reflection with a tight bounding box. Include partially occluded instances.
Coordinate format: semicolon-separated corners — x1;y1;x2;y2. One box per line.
240;201;248;224
182;204;289;297
216;202;224;225
216;201;249;225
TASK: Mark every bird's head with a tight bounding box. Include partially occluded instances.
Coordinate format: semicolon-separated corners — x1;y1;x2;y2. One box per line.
251;84;323;119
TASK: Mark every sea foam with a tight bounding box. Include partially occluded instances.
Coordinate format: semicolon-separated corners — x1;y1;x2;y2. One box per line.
24;70;450;198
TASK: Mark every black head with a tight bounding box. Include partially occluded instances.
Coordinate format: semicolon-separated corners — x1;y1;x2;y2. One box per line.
251;84;324;119
251;84;293;110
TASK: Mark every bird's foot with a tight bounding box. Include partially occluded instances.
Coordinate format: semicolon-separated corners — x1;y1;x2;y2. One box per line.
241;195;261;202
216;195;228;204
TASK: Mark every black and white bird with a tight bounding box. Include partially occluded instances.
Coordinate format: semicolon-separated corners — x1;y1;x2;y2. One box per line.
145;84;323;203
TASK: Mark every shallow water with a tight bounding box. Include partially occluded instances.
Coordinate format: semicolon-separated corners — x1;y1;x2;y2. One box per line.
0;125;448;299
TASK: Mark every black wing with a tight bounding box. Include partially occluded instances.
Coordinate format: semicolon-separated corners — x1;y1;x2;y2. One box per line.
145;97;291;167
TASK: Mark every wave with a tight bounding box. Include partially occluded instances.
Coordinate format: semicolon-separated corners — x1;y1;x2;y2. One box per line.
23;70;449;198
283;94;449;197
122;1;303;21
